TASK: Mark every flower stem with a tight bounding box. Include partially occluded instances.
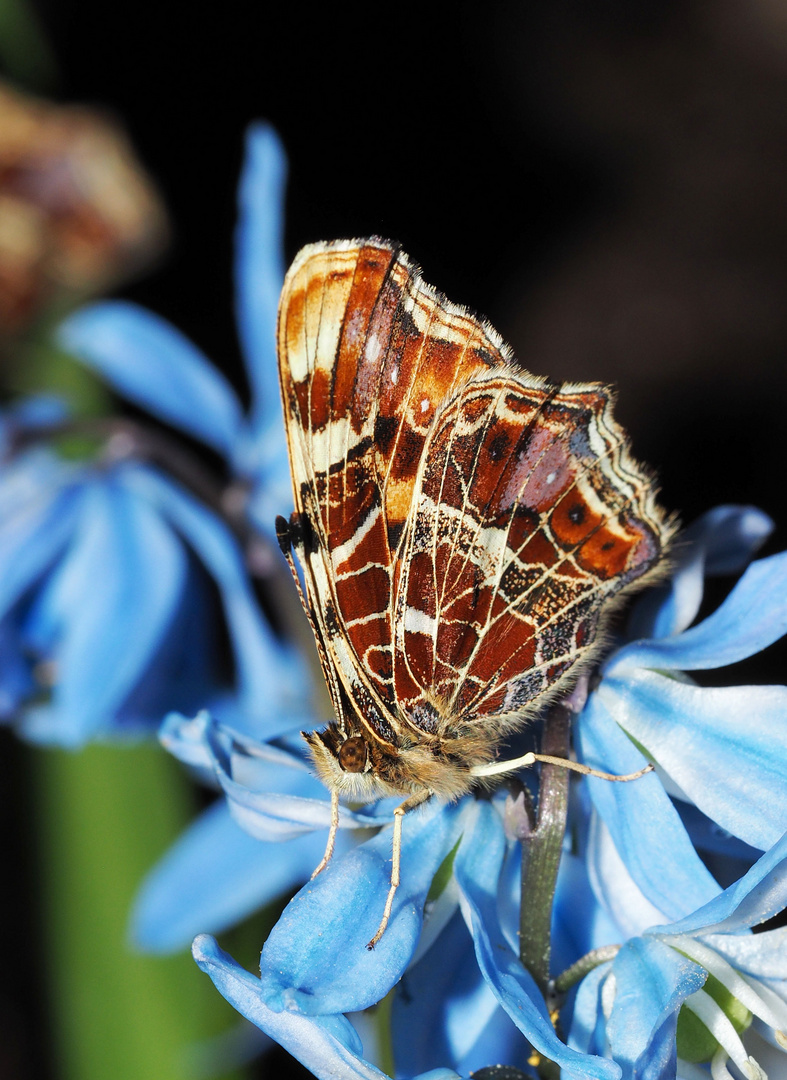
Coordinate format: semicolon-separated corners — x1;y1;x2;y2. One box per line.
519;703;570;995
551;945;620;996
518;703;572;1080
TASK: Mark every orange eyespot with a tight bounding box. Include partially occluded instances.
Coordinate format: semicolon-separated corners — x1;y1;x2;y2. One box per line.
338;736;368;773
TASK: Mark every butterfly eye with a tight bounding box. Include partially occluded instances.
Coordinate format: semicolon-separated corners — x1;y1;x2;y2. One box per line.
338;736;368;773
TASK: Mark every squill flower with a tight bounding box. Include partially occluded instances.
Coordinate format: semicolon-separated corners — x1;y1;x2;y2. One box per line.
188;505;787;1080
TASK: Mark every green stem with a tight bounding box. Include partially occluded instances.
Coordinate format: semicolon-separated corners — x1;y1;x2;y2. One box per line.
33;742;247;1080
519;704;570;993
518;704;572;1080
551;945;621;997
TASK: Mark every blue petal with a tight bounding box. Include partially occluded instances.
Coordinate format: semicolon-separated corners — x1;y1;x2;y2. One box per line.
2;394;70;439
159;707;305;776
220;779;394;842
192;936;391;1080
163;710;393;841
393;910;512;1076
0;447;68;517
453;800;620;1080
553;852;622;968
627;506;773;640
703;927;787;978
208;724;398;839
0;462;80;618
606;938;705;1080
699;507;774;576
201;712;320;796
569;964;610;1058
652;830;787;937
575;694;720;920
234;124;287;442
259;798;467;1016
586;813;668;940
610;551;787;674
113;563;221;730
602;670;787;851
0;615;36;717
674;802;762;862
131;799;327;953
452;1005;525;1079
59;302;245;461
159;710;218;773
122;466;307;721
21;472;188;744
195;935;465;1079
234;124;293;534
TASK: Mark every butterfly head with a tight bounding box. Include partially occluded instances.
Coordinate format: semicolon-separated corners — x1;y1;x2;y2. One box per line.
302;723;400;801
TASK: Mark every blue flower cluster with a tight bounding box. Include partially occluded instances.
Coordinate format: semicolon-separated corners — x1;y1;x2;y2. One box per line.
187;505;787;1080
0;125;307;746
2;123;787;1079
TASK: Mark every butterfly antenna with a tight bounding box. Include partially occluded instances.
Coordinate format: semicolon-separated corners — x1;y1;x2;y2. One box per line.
275;514;313;623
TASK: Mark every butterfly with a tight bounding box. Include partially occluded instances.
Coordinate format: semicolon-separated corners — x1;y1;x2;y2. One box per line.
275;239;671;946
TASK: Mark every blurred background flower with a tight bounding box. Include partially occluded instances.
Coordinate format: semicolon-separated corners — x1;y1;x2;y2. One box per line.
0;79;167;338
0;117;317;1080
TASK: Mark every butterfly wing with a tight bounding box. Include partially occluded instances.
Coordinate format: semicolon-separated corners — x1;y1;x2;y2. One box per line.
392;370;671;733
277;239;510;746
278;238;671;755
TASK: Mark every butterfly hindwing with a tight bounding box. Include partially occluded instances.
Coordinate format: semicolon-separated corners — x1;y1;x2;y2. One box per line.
392;373;665;732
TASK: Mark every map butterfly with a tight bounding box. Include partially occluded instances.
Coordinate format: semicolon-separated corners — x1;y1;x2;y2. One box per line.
276;239;672;945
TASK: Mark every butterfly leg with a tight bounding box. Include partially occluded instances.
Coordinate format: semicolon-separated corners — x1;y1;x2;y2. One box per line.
367;789;433;950
311;789;340;879
471;752;653;783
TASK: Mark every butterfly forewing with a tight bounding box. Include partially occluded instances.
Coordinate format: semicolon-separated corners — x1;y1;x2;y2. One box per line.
278;244;395;742
278;238;671;774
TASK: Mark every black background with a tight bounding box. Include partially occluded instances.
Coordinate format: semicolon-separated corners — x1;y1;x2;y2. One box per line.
38;0;787;537
6;0;787;1076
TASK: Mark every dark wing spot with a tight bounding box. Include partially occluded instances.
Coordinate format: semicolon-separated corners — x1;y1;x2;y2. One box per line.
323;599;340;636
292;502;320;555
374;415;398;453
488;430;510;462
387;519;405;551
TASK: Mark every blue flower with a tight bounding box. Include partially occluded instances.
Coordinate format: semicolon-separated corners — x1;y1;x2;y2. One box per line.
187;506;787;1078
571;820;787;1078
59;122;291;542
0;124;309;748
0;445;300;744
132;710;394;951
574;505;787;920
193;797;620;1080
193;933;462;1080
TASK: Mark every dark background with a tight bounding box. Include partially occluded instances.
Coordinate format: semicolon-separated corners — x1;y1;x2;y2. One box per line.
7;0;787;1076
40;0;787;537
